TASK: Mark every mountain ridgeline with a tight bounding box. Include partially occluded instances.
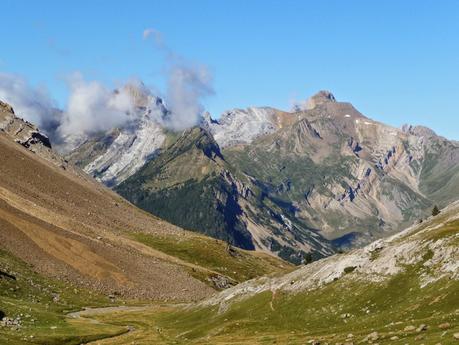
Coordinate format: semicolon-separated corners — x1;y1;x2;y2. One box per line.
69;88;459;264
116;127;255;250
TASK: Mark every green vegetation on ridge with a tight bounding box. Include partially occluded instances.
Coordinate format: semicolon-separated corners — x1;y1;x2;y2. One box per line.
133;233;291;284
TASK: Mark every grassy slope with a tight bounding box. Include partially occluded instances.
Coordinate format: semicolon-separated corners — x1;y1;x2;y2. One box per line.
133;233;291;284
77;217;459;344
0;229;290;344
0;249;126;345
82;274;459;344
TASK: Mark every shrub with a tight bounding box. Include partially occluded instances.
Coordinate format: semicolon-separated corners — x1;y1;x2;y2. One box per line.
432;205;440;216
344;266;357;274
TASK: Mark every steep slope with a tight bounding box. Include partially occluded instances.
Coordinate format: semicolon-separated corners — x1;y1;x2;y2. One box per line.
114;201;458;344
0;101;289;304
117;127;254;249
402;124;459;206
116;127;334;263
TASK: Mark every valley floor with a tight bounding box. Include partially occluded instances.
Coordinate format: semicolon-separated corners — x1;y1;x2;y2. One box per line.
49;279;459;345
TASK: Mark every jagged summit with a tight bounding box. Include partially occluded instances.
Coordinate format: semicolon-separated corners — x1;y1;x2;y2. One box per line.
293;90;337;111
172;126;224;161
402;123;438;138
307;90;337;108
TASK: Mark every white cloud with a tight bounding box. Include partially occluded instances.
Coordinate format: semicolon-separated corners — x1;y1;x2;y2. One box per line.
165;63;214;130
0;72;56;128
142;28;163;46
57;73;136;146
143;27;214;130
0;28;215;151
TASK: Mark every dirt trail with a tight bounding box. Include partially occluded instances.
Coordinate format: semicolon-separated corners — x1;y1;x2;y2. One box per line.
67;305;155;319
67;306;151;344
269;290;276;311
66;305;177;345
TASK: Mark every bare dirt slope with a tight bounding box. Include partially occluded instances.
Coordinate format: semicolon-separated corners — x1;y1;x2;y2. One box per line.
0;132;217;301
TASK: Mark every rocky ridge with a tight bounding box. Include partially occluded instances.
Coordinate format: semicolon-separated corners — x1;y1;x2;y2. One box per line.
203;200;459;309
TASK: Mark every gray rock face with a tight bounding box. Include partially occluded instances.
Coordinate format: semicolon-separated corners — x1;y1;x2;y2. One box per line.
66;84;168;186
0;100;52;150
401;124;437;138
202;107;284;147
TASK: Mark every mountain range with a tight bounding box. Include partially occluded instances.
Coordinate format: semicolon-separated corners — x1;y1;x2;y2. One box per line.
67;86;459;264
0;93;458;344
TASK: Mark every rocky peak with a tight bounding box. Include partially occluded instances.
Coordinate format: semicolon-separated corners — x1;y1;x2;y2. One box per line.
294;90;337;111
309;90;336;104
0;100;15;114
0;100;51;149
120;81;152;108
401;124;437;138
178;127;223;161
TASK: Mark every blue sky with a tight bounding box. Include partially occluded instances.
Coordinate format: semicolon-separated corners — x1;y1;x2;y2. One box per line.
1;0;458;139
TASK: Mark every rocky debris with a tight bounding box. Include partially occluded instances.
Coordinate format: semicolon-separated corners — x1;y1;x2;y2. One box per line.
414;334;425;341
307;340;321;345
438;322;450;329
416;324;427;332
404;325;416;332
363;331;379;342
340;313;352;319
52;293;60;302
208;274;236;290
0;270;16;280
1;316;22;329
202;201;459;317
453;332;459;340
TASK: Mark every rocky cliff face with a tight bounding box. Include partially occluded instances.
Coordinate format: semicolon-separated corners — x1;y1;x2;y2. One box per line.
202;107;294;148
0;100;73;170
66;84;168;186
0;100;52;150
